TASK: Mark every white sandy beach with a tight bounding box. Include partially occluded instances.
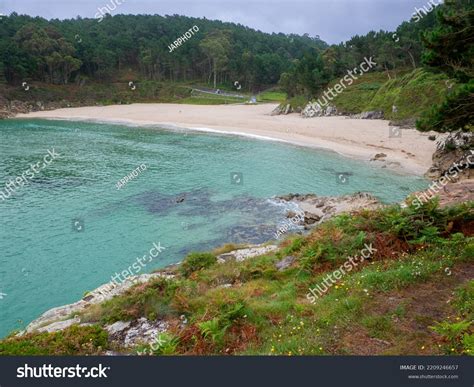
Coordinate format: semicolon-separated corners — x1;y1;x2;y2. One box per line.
17;103;437;175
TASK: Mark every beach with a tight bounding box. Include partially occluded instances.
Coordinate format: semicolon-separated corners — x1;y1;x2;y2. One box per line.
17;103;437;175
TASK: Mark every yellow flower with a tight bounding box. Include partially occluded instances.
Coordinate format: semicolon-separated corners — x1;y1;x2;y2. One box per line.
421;346;425;350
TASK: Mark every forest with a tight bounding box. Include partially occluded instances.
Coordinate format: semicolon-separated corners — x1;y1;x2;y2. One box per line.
0;0;472;132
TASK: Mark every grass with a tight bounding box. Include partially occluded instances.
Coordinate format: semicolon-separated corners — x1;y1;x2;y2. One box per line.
257;90;287;103
0;325;108;355
280;68;451;120
330;68;450;120
1;200;472;355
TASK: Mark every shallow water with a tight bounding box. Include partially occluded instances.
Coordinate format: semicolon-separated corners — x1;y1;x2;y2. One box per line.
0;119;428;337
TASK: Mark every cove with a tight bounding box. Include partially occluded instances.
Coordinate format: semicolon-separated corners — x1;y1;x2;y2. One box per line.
0;119;428;337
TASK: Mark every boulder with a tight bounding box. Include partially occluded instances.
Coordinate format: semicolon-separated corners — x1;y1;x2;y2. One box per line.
426;130;474;181
360;110;384;120
275;256;296;271
371;153;387;161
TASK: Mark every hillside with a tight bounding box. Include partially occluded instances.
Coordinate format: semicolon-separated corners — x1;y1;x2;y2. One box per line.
331;68;452;121
1;198;472;356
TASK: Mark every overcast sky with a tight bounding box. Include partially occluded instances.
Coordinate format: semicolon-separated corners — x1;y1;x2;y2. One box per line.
1;0;435;44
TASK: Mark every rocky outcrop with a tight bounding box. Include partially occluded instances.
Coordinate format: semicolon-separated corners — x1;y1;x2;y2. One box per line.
276;192;382;229
217;244;278;263
0;98;96;119
21;272;174;335
271;104;294;116
22;243;278;336
351;110;384;120
425;130;473;181
301;102;338;118
105;318;169;348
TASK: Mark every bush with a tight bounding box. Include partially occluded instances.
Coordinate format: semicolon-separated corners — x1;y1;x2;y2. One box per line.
180;252;217;277
0;325;108;356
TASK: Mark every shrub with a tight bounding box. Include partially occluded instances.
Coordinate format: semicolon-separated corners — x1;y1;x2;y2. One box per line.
0;325;108;356
180;252;217;277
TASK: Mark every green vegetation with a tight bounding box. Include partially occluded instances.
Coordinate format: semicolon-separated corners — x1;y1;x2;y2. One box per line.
180;252;217;278
0;325;108;355
417;0;474;132
0;13;325;91
256;90;287;103
2;200;471;356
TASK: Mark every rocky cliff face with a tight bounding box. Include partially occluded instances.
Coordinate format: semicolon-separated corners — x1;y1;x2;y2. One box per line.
426;131;474;181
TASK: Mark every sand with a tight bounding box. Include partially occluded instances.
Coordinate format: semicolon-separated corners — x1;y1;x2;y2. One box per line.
16;103;437;175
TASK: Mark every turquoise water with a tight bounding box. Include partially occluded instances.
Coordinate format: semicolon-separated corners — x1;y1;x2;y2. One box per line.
0;119;428;337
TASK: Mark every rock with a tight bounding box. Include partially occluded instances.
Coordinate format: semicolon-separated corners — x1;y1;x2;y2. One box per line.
301;102;338;118
122;318;169;348
275;192;381;230
302;102;321;118
106;318;169;348
371;153;387;161
271;105;283;116
303;211;320;225
106;321;132;336
217;244;278;263
427;130;473;181
275;256;296;271
360;110;384;120
21;272;174;335
284;104;291;115
37;317;81;333
325;105;338;116
410;179;474;208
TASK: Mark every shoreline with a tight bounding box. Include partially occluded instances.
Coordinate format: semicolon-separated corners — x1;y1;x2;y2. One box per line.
15;103;437;176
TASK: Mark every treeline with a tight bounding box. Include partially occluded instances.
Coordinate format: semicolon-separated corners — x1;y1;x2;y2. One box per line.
279;0;472;133
0;13;326;90
279;7;439;98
